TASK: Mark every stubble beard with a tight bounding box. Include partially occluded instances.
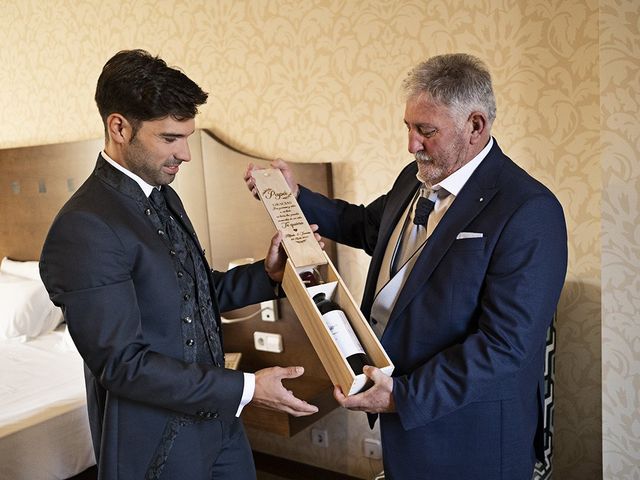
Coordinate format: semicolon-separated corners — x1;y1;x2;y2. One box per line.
415;137;468;187
415;150;446;187
126;139;178;187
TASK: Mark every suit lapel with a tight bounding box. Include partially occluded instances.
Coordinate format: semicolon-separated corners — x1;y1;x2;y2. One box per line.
386;146;505;325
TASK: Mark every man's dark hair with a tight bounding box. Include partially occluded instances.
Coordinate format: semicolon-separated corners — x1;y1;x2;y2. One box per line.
95;49;208;139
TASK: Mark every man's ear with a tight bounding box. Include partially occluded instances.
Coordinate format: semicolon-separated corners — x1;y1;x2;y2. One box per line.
468;112;488;145
106;113;131;145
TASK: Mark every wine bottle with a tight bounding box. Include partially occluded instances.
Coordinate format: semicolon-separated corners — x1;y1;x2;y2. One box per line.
299;268;323;287
312;292;370;375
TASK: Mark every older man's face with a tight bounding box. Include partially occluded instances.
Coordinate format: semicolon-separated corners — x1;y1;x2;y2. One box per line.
404;96;472;186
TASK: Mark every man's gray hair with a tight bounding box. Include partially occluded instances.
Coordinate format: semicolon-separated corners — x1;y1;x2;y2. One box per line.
403;53;497;123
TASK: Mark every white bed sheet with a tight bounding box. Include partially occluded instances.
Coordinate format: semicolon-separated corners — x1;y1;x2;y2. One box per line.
0;325;95;480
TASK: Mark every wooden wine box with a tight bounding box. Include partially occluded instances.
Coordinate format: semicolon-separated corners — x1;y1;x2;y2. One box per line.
252;168;394;395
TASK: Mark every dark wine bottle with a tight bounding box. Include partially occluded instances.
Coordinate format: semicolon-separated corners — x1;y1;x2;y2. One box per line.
299;268;323;287
312;292;370;375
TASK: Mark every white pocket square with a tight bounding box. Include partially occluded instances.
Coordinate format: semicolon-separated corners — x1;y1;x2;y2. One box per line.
456;232;484;239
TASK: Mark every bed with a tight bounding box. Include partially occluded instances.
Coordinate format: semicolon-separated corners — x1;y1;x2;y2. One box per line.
0;257;95;480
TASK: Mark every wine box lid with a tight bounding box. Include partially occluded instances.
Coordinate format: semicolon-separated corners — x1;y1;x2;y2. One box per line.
252;168;326;269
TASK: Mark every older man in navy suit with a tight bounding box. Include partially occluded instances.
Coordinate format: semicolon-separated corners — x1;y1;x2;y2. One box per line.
40;50;318;480
247;53;567;479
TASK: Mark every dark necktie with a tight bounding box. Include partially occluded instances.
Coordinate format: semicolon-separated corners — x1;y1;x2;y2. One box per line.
149;188;190;270
390;188;442;276
149;188;169;224
413;197;435;225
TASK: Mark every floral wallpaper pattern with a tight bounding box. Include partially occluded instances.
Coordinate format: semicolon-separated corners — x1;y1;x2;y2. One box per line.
1;1;635;478
601;1;640;478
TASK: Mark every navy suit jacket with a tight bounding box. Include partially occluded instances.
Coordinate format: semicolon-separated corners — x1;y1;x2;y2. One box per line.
298;140;567;479
40;155;277;479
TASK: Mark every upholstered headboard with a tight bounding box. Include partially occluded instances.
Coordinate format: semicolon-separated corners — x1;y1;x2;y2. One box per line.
0;138;101;261
0;130;334;269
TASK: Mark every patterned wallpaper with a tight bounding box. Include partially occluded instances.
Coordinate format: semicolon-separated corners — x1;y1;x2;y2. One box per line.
601;1;640;478
1;1;636;478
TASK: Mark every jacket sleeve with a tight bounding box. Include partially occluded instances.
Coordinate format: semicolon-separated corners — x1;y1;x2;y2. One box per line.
297;185;386;256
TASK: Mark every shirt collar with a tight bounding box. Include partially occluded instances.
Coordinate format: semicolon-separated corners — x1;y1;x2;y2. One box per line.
101;150;158;197
430;137;494;196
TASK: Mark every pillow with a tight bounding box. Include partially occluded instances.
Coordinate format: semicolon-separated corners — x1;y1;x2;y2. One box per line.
0;257;41;281
0;272;63;340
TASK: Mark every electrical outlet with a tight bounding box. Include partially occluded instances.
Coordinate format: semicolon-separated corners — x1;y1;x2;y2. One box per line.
363;438;382;459
260;300;277;321
253;332;283;353
311;428;329;448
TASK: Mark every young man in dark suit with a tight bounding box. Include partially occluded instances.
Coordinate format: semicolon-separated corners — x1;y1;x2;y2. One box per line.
40;49;318;480
246;53;567;480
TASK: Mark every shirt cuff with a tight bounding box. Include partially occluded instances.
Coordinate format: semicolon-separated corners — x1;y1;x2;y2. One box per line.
235;372;255;417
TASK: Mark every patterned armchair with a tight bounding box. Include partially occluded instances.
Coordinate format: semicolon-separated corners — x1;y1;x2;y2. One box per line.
533;315;557;479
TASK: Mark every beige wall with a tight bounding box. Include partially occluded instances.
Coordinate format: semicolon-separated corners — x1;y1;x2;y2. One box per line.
600;2;640;478
1;1;636;478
